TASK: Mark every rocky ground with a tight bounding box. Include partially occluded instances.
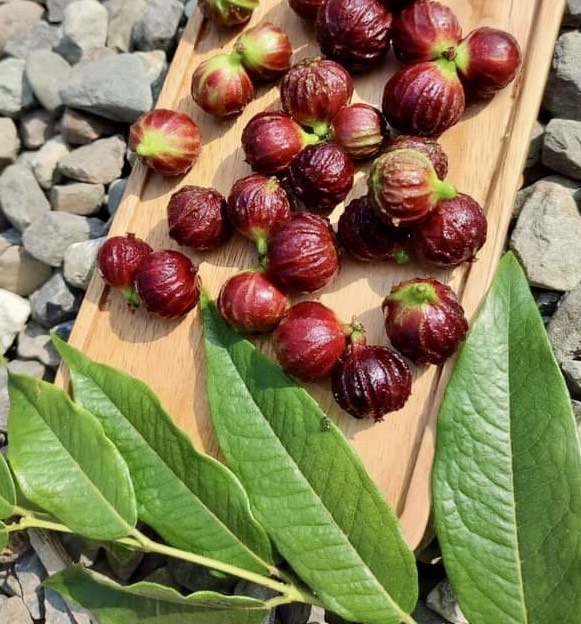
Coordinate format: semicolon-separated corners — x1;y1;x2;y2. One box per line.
0;0;580;623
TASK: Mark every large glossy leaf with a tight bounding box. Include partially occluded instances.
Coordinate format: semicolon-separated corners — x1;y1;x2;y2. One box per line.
201;293;418;624
7;373;137;540
45;565;268;624
0;453;16;519
53;335;274;575
433;252;581;624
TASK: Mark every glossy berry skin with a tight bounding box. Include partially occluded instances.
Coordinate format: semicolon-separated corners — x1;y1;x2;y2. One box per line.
167;186;230;251
392;1;462;63
289;144;354;215
274;301;347;381
316;0;393;71
332;343;412;421
383;278;468;365
191;54;254;118
289;0;324;19
368;149;457;227
455;27;522;99
338;197;410;263
242;112;318;175
412;193;487;267
134;251;201;319
98;234;153;289
227;175;292;248
266;212;340;293
330;103;387;161
386;134;448;179
128;109;201;177
234;23;293;82
218;271;289;333
382;60;465;137
280;58;353;135
199;0;258;27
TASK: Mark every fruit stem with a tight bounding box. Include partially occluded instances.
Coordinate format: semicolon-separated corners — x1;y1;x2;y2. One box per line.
433;179;457;202
300;128;321;147
310;121;331;139
344;319;367;345
255;236;268;259
394;248;411;265
386;282;438;307
121;286;141;309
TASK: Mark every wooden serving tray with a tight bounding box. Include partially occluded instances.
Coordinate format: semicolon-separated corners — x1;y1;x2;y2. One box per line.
59;0;565;549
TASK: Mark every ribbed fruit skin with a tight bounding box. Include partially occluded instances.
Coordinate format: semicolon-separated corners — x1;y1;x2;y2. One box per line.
386;134;448;179
98;234;153;289
331;103;387;161
235;22;292;82
289;0;324;19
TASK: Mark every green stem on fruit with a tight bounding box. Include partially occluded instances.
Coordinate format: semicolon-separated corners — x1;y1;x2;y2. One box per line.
310;121;331;140
386;282;438;307
301;128;322;147
432;179;457;202
122;286;142;309
255;236;269;259
394;248;411;265
452;42;469;73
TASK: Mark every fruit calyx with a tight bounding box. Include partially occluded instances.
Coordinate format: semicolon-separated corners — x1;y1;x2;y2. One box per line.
385;280;439;308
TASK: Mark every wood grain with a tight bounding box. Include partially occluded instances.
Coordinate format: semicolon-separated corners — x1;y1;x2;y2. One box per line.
57;0;565;549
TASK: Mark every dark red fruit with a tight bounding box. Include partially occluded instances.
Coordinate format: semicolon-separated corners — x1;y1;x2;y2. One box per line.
134;250;201;319
227;175;292;253
455;27;522;99
330;103;387;161
167;186;230;251
332;339;412;421
338;197;410;262
392;1;462;63
234;23;293;82
412;193;487;267
266;212;340;293
274;301;348;381
383;278;468;365
191;54;254;118
289;143;354;215
368;149;457;227
386;134;448;179
199;0;258;27
316;0;393;71
241;112;319;175
218;270;289;333
128;109;201;177
280;58;353;136
382;60;465;137
289;0;324;19
98;234;153;307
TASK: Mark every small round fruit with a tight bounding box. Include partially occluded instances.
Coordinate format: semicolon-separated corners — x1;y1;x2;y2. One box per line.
274;301;347;381
330;104;387;161
266;212;340;293
455;27;522;99
218;271;289;333
316;0;393;71
234;22;292;82
191;54;254;118
382;60;465;137
386;134;448;179
128;109;201;176
383;278;468;365
332;341;412;421
280;58;353;136
289;144;354;215
289;0;324;19
392;0;462;63
199;0;258;27
412;193;487;267
368;149;457;227
241;112;319;175
167;186;230;251
134;251;202;319
338;197;410;262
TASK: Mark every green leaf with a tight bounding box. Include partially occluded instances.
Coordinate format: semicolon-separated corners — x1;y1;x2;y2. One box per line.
433;252;581;624
201;293;418;624
53;335;274;575
0;453;16;519
46;565;269;624
0;521;7;551
7;373;137;541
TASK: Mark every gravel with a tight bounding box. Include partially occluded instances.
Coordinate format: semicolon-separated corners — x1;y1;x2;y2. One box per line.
56;0;109;64
25;50;72;113
57;134;125;183
0;0;44;53
0;245;53;296
60;108;117;145
31;135;71;189
542;118;581;179
17;321;61;367
63;237;104;289
544;30;581;121
0;117;20;168
29;271;83;327
50;182;105;215
19;110;56;150
0;163;51;231
0;288;30;353
0;57;35;117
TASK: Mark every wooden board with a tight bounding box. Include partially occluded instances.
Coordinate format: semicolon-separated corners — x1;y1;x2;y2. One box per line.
57;0;565;550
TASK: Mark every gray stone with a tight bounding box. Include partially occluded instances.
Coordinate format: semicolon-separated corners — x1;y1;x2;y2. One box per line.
0;0;44;53
0;245;52;296
105;0;146;51
14;549;46;620
105;547;144;582
548;284;581;366
4;21;62;60
17;322;60;367
527;120;544;169
134;49;167;100
0;117;20;169
513;175;581;220
412;601;448;624
0;596;33;624
542;118;581;180
58;135;125;184
75;44;117;66
0;289;30;353
61;107;117;145
563;360;581;395
564;0;581;26
60;53;153;123
573;399;581;423
19;110;55;150
0;57;35;117
510;184;581;291
132;0;183;52
25;50;71;112
535;290;561;318
29;271;82;327
8;359;46;378
44;588;77;624
185;0;197;18
426;580;468;624
107;177;127;215
31;135;71;189
0;228;21;256
0;164;51;231
544;31;581;122
51;182;105;215
56;0;108;64
15;149;38;171
0;366;7;432
47;0;75;23
234;580;278;603
278;603;311;624
63;236;104;289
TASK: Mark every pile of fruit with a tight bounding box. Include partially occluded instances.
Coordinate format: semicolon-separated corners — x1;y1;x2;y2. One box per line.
97;0;522;424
